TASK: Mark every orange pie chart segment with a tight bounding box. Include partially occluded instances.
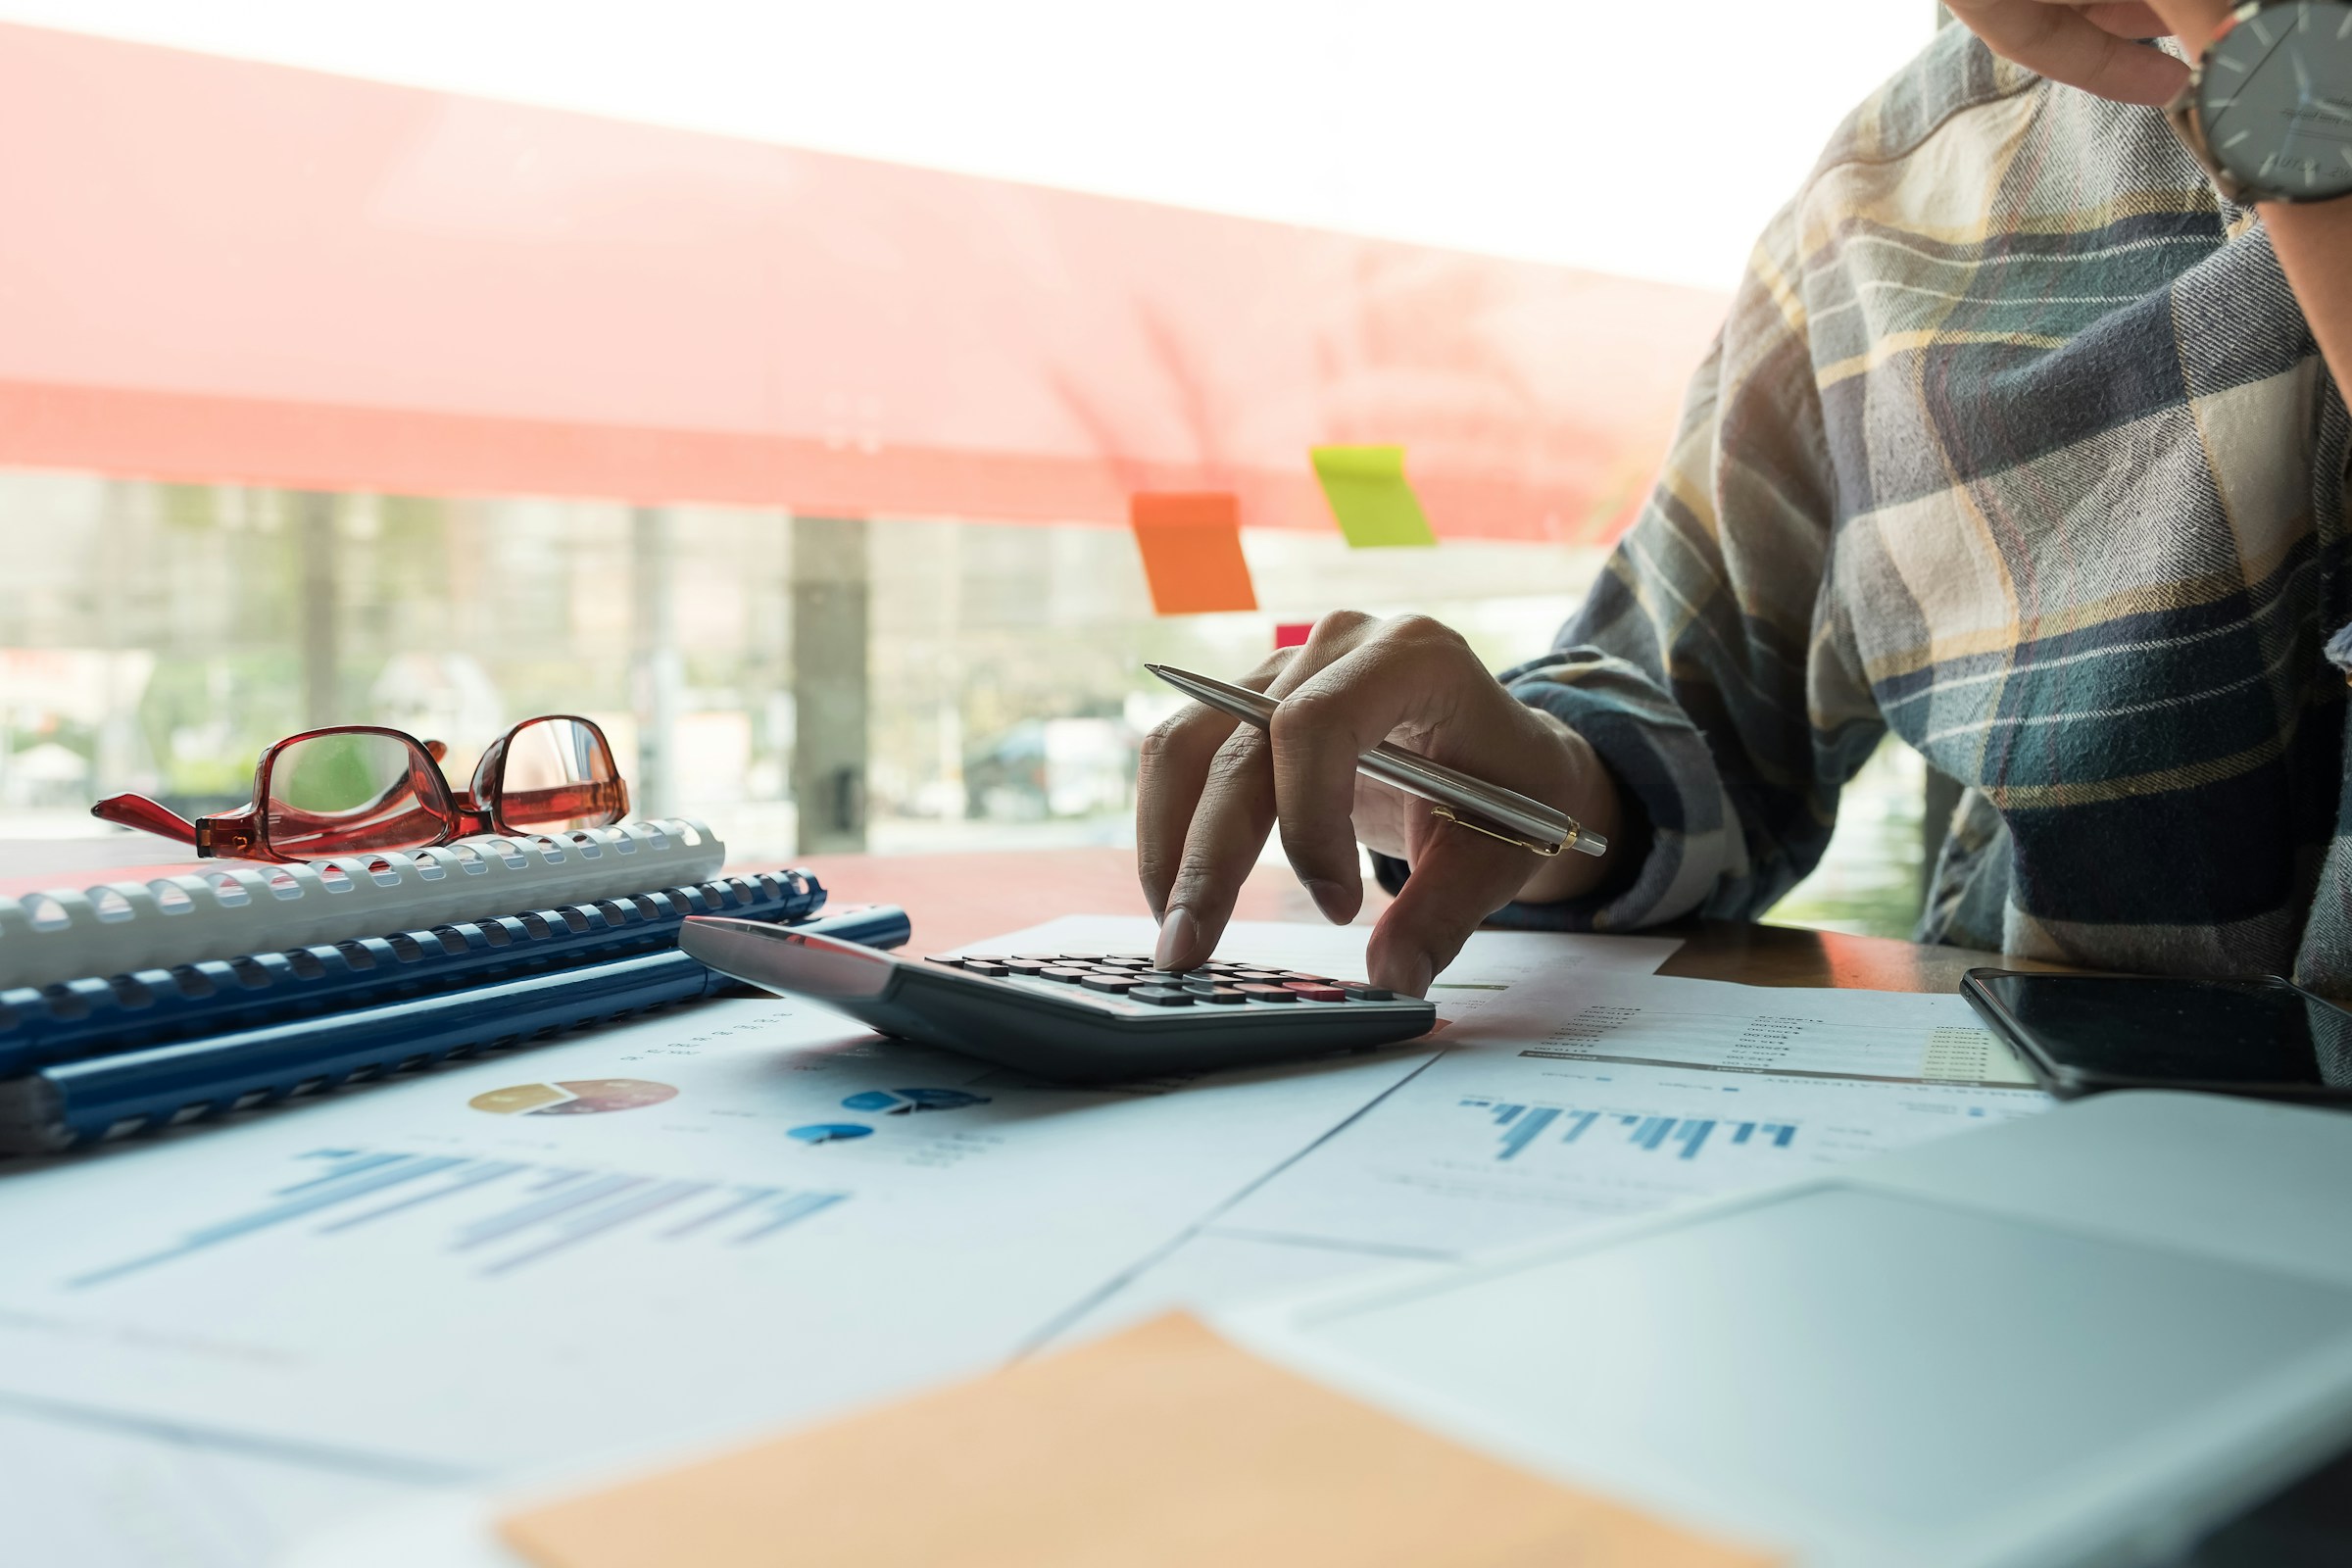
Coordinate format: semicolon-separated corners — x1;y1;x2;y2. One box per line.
469;1079;679;1116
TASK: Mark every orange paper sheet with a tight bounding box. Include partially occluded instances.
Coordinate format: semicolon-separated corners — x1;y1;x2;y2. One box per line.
500;1313;1776;1568
1130;492;1257;614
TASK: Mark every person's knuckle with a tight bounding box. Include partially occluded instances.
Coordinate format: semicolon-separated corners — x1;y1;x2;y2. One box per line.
1313;609;1374;641
1202;727;1266;789
1383;612;1467;655
1267;687;1339;749
1136;719;1182;773
1139;710;1218;769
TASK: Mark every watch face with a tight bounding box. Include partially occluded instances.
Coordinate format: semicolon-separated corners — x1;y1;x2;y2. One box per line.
2198;0;2352;199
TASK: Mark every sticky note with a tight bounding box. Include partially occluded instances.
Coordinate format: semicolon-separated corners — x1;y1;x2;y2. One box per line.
1275;622;1312;649
1309;445;1438;548
1129;492;1257;614
500;1313;1775;1568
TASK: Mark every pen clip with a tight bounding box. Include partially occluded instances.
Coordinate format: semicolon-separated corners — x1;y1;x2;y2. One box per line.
1429;804;1569;858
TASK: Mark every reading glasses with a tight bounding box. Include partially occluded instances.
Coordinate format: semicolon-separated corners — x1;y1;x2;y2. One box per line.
91;715;629;863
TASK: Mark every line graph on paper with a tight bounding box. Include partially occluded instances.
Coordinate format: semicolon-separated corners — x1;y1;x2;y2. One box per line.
68;1148;848;1289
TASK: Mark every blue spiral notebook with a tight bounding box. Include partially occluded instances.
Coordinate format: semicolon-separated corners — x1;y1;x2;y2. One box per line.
0;868;911;1153
0;868;830;1074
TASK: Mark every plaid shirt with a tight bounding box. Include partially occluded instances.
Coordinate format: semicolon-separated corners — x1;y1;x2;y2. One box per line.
1492;28;2352;989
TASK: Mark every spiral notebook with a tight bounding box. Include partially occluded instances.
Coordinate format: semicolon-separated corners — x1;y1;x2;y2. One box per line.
0;867;826;1076
0;873;910;1153
0;818;727;991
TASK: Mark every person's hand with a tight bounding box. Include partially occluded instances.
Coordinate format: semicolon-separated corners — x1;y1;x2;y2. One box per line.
1940;1;2232;104
1135;612;1625;997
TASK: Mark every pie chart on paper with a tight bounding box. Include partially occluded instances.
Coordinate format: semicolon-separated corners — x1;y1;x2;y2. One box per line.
468;1079;679;1116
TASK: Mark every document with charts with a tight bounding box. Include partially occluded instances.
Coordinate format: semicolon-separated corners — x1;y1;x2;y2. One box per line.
0;919;1668;1478
1049;973;2054;1343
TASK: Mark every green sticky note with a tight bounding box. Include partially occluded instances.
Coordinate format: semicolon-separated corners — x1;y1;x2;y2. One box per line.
1309;445;1438;548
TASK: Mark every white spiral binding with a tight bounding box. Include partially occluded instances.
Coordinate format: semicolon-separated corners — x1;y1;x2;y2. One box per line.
0;818;727;991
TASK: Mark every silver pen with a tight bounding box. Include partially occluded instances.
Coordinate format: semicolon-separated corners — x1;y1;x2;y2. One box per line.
1144;663;1608;859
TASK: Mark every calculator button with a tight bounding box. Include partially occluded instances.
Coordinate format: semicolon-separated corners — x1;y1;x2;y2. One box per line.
1082;974;1142;994
1180;979;1222;994
963;961;1010;977
1233;970;1286;982
1195;986;1250;1004
1096;956;1151;969
1012;953;1062;962
1040;966;1091;983
1129;985;1195;1006
1144;970;1195;984
1342;985;1395;1001
1236;983;1297;1003
1003;958;1051;975
925;955;966;966
1286;983;1346;1003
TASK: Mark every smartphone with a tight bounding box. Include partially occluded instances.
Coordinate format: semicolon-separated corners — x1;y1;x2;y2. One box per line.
1962;968;2352;1103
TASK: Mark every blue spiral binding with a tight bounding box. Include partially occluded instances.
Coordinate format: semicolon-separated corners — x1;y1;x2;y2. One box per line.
0;868;828;1076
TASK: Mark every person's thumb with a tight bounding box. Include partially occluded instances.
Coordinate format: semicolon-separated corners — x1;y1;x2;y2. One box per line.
1362;825;1538;996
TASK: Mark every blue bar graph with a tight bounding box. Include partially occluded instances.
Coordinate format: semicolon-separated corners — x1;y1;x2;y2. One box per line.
1625;1114;1674;1152
1460;1099;1799;1163
1497;1106;1560;1160
69;1148;850;1289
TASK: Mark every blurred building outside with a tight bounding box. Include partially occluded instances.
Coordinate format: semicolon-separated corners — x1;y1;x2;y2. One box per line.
0;471;1932;935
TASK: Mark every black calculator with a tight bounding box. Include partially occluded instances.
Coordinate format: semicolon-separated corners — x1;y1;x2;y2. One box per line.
678;917;1438;1082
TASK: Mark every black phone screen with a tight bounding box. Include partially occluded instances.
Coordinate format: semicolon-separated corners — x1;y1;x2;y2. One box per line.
1965;972;2352;1095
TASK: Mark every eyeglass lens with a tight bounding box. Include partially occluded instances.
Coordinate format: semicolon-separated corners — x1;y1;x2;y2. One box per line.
496;717;625;832
266;732;453;856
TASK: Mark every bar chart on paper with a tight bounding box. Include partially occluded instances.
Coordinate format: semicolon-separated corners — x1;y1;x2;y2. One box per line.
1213;1052;2051;1258
1459;1097;1798;1162
67;1148;849;1289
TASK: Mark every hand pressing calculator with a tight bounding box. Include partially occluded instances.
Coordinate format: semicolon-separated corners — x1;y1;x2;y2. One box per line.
679;917;1438;1082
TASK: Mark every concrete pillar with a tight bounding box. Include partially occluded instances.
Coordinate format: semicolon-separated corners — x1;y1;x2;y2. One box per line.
630;506;682;817
790;515;869;853
297;491;340;728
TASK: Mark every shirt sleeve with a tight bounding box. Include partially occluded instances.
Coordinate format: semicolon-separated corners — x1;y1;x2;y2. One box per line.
1469;202;1884;932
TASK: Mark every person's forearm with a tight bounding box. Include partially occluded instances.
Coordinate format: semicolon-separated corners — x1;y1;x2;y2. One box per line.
2264;200;2352;398
2153;0;2352;391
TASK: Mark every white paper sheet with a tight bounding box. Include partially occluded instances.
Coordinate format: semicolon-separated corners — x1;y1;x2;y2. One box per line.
1045;969;2052;1344
0;1406;416;1568
1469;971;2039;1087
0;917;1677;1482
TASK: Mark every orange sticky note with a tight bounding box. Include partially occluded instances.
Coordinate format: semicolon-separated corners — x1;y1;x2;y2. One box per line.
1130;492;1256;614
500;1313;1775;1568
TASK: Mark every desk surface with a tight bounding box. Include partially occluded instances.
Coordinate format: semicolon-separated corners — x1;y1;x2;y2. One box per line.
786;844;2057;995
0;837;2336;1563
0;837;2045;994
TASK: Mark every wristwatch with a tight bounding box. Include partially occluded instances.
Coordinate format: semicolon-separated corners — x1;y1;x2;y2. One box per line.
2165;0;2352;203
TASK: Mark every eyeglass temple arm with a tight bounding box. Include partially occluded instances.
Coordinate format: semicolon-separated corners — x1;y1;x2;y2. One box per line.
90;794;199;846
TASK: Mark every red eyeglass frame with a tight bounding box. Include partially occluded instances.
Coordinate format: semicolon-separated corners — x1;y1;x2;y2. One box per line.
90;715;629;862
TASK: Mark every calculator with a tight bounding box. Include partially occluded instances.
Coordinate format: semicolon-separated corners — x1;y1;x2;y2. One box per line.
678;916;1439;1082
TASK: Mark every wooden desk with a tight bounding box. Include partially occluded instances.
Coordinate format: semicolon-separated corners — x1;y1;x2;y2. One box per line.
0;837;2066;996
785;845;2048;995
